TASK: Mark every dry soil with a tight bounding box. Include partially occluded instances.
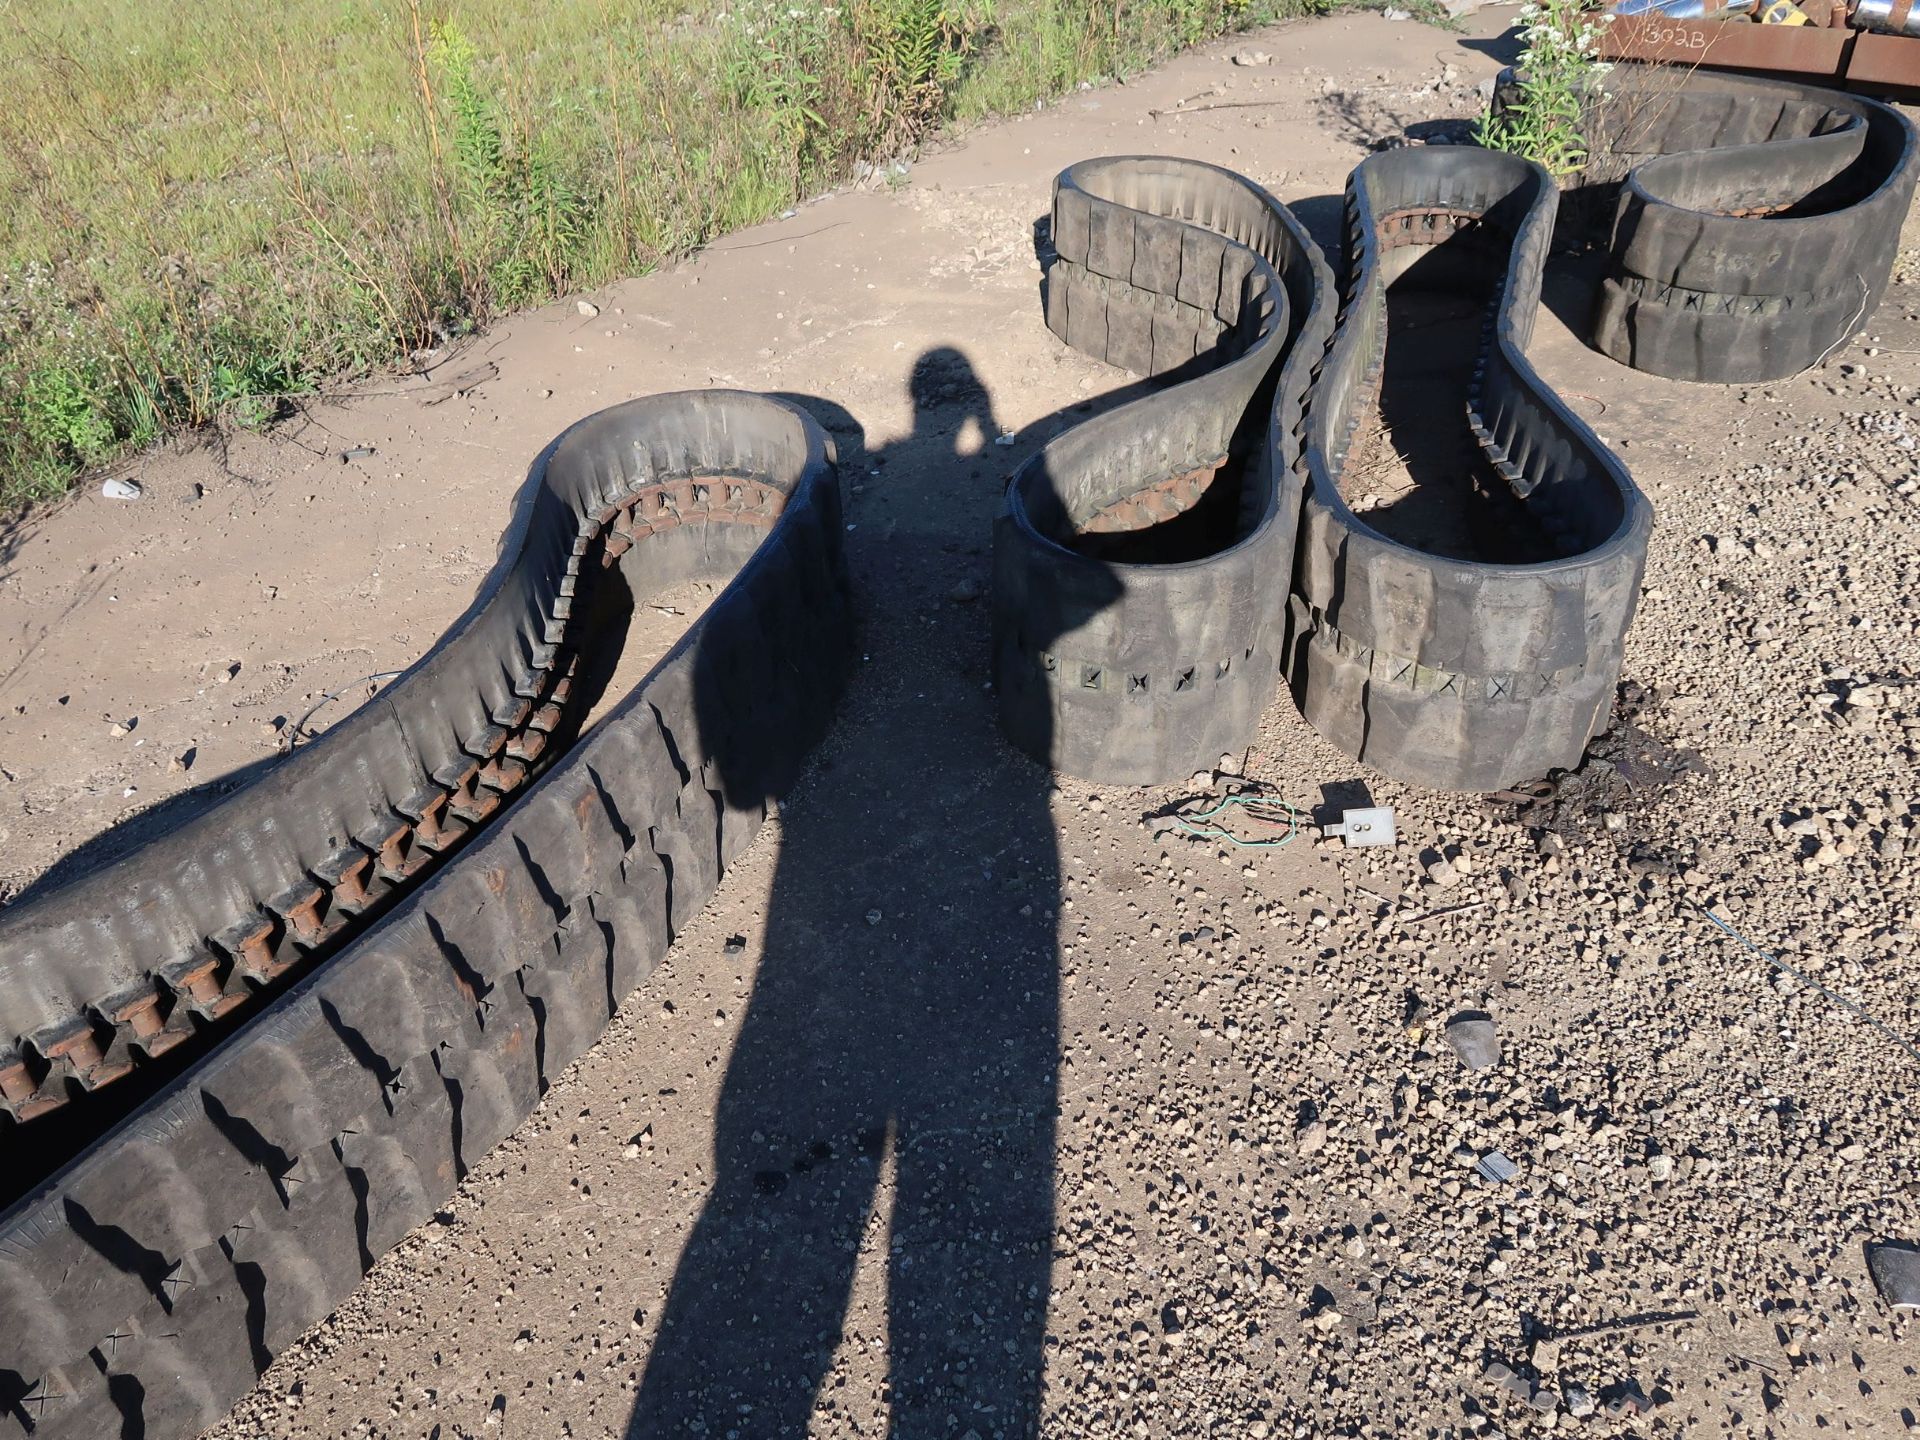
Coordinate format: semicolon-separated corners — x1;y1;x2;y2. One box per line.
3;8;1920;1439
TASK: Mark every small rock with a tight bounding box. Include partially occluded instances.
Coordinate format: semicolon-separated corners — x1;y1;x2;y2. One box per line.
1231;50;1272;65
101;477;143;500
1565;1385;1595;1418
1445;1011;1499;1070
576;299;600;317
1426;857;1461;888
167;747;195;774
1531;1338;1561;1372
948;576;982;603
108;718;135;738
1297;1120;1328;1156
1646;1153;1676;1183
865;909;883;926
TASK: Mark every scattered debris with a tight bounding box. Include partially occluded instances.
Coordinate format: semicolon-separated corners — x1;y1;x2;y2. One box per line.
1690;900;1920;1068
340;446;377;464
1444;1011;1499;1070
100;478;143;500
1866;1241;1920;1309
1482;1359;1531;1402
1323;805;1395;847
419;362;499;406
285;671;404;749
1150;783;1303;849
1476;1150;1518;1184
1603;1381;1656;1418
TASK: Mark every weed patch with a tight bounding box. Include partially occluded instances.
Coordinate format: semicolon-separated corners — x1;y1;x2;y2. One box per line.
1;0;1337;508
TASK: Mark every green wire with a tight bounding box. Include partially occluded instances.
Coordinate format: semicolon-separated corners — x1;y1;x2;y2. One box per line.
1167;791;1304;849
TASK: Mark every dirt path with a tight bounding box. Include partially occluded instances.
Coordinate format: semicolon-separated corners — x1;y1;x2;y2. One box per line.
4;8;1920;1438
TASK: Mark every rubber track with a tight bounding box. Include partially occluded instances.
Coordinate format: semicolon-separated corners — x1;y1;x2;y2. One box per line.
992;156;1335;784
0;392;845;1123
1580;71;1918;383
1289;148;1654;791
996;148;1652;790
0;392;852;1438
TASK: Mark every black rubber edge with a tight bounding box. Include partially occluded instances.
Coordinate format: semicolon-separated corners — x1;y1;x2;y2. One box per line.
991;156;1336;784
0;391;853;1440
1286;147;1654;793
1581;70;1919;382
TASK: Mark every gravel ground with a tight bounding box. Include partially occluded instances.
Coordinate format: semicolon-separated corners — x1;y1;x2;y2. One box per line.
4;6;1919;1438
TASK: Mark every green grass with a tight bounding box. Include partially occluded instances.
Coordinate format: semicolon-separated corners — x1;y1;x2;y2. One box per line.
0;0;1329;509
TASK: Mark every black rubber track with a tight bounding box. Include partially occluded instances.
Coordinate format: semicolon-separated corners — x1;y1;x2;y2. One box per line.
996;150;1652;791
0;391;847;1126
0;392;852;1439
1288;147;1653;792
992;156;1334;784
1583;71;1919;383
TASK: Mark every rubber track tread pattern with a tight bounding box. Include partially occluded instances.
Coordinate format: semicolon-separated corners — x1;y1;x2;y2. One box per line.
993;156;1335;784
996;147;1654;790
0;392;852;1439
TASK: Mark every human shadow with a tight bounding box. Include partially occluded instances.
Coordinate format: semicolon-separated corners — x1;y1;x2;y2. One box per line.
627;347;1120;1438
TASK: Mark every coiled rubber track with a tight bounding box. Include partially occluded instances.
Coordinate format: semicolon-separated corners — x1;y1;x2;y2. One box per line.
1;67;1916;1440
994;70;1915;788
1585;72;1918;383
0;392;853;1438
996;145;1653;790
